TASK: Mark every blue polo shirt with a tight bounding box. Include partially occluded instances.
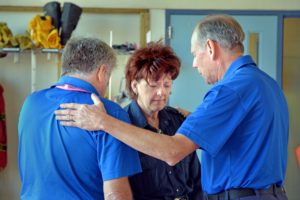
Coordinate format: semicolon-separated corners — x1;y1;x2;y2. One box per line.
177;55;289;194
18;76;142;200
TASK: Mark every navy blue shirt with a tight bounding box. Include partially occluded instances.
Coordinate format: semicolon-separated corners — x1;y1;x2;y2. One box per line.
177;55;289;194
18;76;141;200
125;100;202;200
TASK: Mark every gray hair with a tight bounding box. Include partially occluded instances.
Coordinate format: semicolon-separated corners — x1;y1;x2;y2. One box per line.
61;37;116;75
195;15;245;52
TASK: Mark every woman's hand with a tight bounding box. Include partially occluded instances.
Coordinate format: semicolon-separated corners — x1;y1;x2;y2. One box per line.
175;107;191;118
55;93;106;131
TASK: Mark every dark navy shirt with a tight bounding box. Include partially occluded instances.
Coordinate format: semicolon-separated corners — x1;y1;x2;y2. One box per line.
18;76;141;200
177;55;289;194
124;100;202;200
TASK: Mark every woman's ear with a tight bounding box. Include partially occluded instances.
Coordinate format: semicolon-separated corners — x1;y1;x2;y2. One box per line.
131;80;138;95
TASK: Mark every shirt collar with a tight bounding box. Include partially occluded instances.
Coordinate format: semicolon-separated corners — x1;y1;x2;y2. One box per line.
52;76;100;96
126;100;172;130
127;100;148;128
223;55;256;80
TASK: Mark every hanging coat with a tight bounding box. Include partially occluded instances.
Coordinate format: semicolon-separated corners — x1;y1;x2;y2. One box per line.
0;84;7;170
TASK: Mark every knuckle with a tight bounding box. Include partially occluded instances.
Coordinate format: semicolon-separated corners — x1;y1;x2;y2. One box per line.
83;105;89;109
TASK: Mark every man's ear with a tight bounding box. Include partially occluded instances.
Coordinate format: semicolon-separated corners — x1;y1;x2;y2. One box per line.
206;39;218;60
96;64;106;80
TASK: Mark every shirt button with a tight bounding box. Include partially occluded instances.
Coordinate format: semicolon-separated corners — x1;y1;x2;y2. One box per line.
176;188;180;192
169;171;172;174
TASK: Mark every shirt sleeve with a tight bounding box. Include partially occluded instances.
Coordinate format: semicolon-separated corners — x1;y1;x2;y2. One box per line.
177;85;247;157
96;108;142;181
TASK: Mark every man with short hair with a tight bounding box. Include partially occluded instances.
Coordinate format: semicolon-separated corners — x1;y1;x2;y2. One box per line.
18;37;141;200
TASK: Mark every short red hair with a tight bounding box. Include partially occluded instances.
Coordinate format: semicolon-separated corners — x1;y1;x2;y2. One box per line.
125;42;181;99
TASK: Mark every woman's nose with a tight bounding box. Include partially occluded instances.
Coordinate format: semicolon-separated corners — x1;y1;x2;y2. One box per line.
156;89;162;96
157;85;168;96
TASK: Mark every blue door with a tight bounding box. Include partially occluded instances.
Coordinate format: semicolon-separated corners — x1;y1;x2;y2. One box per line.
167;13;278;111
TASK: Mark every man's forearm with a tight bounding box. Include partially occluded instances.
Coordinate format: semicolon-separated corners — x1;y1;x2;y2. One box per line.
104;177;132;200
105;191;132;200
102;114;197;166
55;99;198;164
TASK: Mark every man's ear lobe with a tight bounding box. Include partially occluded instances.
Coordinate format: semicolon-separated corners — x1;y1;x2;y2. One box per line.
207;39;217;59
97;64;106;79
206;40;213;53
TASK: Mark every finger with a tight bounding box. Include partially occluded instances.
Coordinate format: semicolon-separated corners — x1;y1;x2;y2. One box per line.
60;103;81;109
54;109;67;116
54;109;74;116
175;107;183;113
91;93;102;107
91;93;107;113
60;121;77;127
56;115;72;121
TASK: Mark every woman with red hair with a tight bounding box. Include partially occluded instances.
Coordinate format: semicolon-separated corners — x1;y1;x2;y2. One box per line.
124;42;202;200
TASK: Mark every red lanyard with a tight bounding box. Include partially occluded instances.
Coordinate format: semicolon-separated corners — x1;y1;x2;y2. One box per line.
56;84;89;93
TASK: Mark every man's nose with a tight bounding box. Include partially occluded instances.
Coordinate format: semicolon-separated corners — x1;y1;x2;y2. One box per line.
192;57;198;68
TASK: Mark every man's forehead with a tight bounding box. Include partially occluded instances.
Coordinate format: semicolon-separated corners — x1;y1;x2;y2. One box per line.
191;39;199;54
191;31;199;46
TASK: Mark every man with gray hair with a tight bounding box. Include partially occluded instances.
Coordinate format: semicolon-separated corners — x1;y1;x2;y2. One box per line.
56;15;289;200
18;37;141;200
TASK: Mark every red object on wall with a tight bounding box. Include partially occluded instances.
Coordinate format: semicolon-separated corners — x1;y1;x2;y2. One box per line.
0;84;7;170
296;145;300;168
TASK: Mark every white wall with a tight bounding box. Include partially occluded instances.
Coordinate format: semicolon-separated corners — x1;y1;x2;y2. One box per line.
1;0;300;10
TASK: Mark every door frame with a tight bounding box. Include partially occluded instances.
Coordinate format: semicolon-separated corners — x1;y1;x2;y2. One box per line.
165;10;300;87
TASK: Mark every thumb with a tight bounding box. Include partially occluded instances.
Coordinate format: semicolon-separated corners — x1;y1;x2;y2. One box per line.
91;93;101;106
91;93;107;113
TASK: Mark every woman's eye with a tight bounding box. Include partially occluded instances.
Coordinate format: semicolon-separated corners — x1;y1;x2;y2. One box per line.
149;84;157;88
164;83;172;88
